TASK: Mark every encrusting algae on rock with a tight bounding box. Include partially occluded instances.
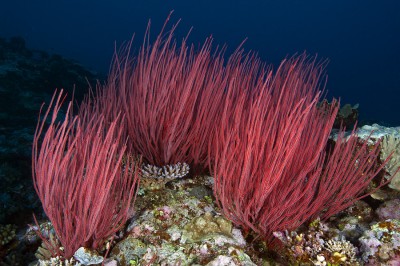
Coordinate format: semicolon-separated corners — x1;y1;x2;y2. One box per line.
108;175;259;265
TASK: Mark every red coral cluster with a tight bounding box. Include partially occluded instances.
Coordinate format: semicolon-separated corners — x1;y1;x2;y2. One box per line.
32;16;389;259
211;55;388;242
32;91;140;258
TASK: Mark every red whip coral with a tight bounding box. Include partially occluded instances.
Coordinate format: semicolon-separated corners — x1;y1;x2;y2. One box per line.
110;18;228;171
211;55;388;243
32;90;140;258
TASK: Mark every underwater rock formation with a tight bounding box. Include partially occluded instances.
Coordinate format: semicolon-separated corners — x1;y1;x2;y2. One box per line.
359;219;400;264
380;134;400;191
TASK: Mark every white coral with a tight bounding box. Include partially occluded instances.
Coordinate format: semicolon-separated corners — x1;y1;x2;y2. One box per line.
73;247;103;265
141;162;189;180
380;134;400;191
325;239;357;263
39;256;81;266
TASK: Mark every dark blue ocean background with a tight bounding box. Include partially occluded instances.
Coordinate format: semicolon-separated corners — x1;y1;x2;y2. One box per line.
1;0;399;124
0;1;400;264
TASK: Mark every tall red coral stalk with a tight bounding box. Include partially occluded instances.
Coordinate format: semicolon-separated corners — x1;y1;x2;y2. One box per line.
211;55;387;242
32;90;140;258
110;17;228;171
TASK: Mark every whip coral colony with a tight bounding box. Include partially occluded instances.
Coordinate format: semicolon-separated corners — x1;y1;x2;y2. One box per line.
31;15;391;261
32;91;141;258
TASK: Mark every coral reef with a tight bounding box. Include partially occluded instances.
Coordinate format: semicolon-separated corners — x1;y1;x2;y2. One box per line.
273;219;361;265
333;200;374;242
182;212;233;243
34;233;61;261
380;134;400;191
0;224;16;248
359;219;400;264
274;204;400;266
24;222;54;245
36;256;79;266
2;25;400;266
109;175;258;266
142;162;190;180
376;199;400;220
73;247;103;265
17;119;400;265
323;239;358;264
141;162;190;190
356;124;400;141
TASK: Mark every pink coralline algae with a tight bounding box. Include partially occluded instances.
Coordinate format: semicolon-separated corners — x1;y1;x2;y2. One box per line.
359;219;400;264
376;199;400;220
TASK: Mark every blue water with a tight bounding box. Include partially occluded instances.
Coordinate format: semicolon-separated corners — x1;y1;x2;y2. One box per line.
1;0;399;125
